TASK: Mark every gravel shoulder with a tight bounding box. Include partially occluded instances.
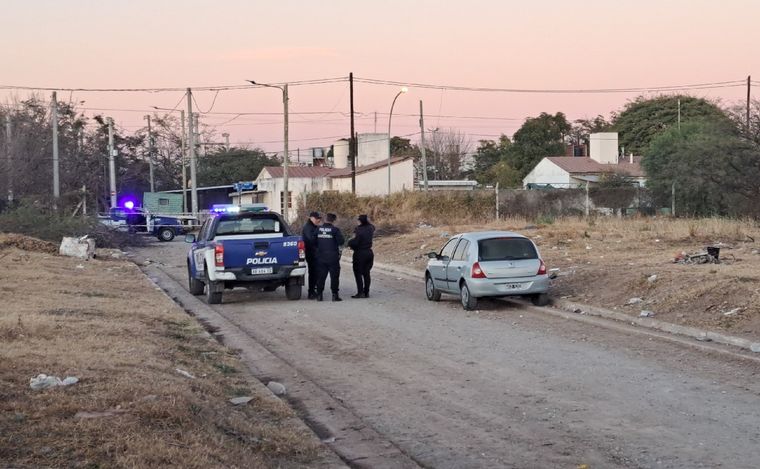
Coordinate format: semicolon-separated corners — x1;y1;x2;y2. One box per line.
141;239;760;469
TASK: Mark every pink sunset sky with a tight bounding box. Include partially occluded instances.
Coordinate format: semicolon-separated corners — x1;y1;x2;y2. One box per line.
1;0;757;153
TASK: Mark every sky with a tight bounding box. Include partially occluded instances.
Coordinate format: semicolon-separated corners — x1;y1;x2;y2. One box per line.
1;0;757;153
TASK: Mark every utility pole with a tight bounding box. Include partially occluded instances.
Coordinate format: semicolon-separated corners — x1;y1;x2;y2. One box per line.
145;115;155;192
374;111;377;133
51;91;60;202
349;72;356;193
107;117;117;208
180;109;187;214
223;132;230;150
5;114;12;202
671;182;676;217
419;100;428;191
282;84;290;221
747;75;752;133
495;182;500;220
187;89;198;217
677;98;681;131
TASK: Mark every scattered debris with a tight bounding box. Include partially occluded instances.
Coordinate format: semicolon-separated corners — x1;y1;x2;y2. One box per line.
59;236;96;260
750;343;760;353
29;374;79;390
229;396;254;405
723;308;742;316
321;437;336;443
266;381;287;395
585;245;592;250
639;310;655;318
674;246;726;265
439;232;450;238
695;333;712;342
74;409;127;419
175;368;196;379
647;274;658;283
0;234;58;254
626;297;644;305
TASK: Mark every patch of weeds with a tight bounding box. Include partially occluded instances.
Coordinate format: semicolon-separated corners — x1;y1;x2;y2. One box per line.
737;277;757;283
213;363;239;375
536;214;555;225
40;308;105;317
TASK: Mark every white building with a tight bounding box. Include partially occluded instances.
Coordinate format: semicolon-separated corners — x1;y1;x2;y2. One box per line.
522;132;646;188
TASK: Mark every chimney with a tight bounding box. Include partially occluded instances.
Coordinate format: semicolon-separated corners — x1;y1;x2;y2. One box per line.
589;132;619;164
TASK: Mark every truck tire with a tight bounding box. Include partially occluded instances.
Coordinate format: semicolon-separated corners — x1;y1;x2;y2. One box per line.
285;281;302;301
204;269;222;304
188;264;204;295
158;227;175;242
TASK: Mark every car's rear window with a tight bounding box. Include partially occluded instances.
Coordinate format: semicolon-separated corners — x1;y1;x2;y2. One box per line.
477;238;537;261
215;214;284;235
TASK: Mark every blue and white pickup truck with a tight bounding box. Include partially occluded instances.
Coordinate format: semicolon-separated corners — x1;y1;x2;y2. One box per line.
185;205;306;304
99;205;194;242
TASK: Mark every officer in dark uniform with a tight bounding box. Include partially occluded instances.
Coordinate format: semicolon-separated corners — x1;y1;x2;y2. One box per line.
315;213;345;302
348;214;375;298
301;211;321;299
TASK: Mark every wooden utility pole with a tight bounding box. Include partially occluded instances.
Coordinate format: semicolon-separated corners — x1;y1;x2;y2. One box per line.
747;75;752;133
51;91;60;202
282;83;290;221
145;115;155;192
180;109;187;214
349;72;356;193
419;100;428;191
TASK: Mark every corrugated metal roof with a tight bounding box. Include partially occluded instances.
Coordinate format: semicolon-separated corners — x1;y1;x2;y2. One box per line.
547;157;645;177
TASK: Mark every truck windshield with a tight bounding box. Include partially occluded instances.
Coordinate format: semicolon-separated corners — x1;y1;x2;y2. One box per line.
215;214;285;236
477;238;537;261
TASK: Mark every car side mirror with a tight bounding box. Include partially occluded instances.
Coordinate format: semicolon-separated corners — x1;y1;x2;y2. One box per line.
184;234;196;243
427;251;439;259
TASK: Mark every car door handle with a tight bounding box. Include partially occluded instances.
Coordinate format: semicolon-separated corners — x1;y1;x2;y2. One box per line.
456;266;461;270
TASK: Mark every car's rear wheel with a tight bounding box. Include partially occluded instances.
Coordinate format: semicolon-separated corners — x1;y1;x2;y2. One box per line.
158;227;175;242
425;274;441;301
460;281;478;310
285;280;302;300
188;264;204;295
531;293;550;306
204;268;222;304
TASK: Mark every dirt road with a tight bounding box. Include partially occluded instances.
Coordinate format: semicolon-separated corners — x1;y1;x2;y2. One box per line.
139;240;760;469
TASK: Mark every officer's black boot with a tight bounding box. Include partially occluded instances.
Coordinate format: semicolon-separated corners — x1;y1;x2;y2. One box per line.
351;292;366;299
332;293;342;302
316;292;323;302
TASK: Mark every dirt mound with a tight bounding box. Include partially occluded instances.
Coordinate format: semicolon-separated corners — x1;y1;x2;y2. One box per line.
0;233;58;254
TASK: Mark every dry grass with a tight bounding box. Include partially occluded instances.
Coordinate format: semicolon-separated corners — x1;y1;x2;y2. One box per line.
0;242;324;468
372;216;760;339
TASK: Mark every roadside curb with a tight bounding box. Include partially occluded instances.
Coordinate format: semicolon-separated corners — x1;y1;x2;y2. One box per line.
367;259;760;355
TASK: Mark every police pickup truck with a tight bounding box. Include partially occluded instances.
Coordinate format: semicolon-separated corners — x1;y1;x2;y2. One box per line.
185;205;306;304
99;203;194;242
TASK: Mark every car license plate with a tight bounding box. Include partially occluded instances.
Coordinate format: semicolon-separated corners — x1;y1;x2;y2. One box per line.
504;282;525;290
250;267;273;275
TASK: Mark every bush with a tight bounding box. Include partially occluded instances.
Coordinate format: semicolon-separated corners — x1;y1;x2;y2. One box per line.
0;200;144;248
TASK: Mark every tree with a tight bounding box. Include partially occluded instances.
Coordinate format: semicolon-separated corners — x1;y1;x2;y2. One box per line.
471;135;521;187
612;95;731;155
642;120;760;217
197;148;279;186
568;115;612;150
508;112;571;178
725;98;760;145
426;129;472;180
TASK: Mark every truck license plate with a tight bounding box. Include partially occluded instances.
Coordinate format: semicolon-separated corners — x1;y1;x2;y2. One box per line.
250;267;273;275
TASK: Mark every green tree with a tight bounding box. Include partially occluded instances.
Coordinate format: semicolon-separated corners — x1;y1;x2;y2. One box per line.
569;115;611;149
643;120;760;217
471;135;521;187
508;112;571;178
197;148;279;186
612;95;731;155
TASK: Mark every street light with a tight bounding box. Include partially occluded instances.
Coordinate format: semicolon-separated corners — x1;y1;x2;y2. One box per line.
248;80;290;221
387;86;408;196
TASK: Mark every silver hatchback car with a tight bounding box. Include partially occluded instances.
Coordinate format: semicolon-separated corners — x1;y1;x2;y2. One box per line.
425;231;550;310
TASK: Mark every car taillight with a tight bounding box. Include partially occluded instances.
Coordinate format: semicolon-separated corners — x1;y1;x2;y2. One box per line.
214;243;224;267
537;259;546;275
297;240;305;260
471;262;487;278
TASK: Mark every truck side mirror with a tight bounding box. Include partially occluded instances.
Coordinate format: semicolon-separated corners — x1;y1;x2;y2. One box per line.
184;234;196;243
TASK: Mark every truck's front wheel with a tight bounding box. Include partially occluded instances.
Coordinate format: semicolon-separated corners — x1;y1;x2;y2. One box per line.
188;264;204;295
158;227;175;242
285;280;302;301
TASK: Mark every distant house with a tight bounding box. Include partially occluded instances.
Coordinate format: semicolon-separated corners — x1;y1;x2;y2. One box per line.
522;132;646;189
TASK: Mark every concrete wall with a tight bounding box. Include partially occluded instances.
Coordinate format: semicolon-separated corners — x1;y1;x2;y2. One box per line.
589;132;619;164
255;172;330;221
331;159;415;196
357;133;390;167
522;159;572;188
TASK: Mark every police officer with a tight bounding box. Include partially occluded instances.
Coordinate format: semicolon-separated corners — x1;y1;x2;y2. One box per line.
348;214;375;298
315;213;345;302
301;211;321;299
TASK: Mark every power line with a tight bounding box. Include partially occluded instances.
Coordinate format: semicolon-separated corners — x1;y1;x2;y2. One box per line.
353;77;747;94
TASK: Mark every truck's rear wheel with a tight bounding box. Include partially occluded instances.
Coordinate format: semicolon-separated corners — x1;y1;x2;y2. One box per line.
188;264;204;295
204;269;222;304
285;281;302;300
158;227;175;242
